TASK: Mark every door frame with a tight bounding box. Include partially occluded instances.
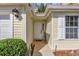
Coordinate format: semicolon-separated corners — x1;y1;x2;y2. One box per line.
33;20;46;40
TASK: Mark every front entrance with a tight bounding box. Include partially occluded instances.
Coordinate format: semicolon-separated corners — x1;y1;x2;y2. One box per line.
32;21;47;56
34;21;46;40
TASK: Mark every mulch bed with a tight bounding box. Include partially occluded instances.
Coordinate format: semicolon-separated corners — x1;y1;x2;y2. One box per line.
53;50;79;56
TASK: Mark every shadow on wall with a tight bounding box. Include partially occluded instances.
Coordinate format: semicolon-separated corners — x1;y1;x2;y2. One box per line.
45;19;51;43
46;33;50;43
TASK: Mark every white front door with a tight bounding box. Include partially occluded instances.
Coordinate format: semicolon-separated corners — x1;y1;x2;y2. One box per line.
34;21;45;40
0;15;13;39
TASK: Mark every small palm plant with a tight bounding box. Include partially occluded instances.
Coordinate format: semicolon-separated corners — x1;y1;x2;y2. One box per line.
36;3;47;13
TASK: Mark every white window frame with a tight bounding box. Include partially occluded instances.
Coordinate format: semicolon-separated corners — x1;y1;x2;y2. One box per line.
0;12;13;39
65;16;78;39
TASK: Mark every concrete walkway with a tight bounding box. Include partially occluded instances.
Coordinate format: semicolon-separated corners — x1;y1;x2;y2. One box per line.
32;40;54;56
39;44;54;56
33;40;47;56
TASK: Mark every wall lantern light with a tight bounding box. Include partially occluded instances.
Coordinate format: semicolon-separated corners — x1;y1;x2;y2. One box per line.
12;8;19;18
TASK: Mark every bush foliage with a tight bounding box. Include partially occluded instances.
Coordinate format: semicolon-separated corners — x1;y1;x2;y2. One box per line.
0;39;28;56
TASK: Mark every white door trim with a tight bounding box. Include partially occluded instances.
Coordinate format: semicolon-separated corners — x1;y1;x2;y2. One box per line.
34;21;46;40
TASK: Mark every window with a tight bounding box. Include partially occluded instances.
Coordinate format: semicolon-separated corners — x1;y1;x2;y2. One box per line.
0;14;12;39
65;16;78;39
0;15;10;20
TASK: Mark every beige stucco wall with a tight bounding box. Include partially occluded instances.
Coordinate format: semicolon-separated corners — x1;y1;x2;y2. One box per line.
46;14;58;51
26;14;33;47
46;17;53;50
55;40;79;50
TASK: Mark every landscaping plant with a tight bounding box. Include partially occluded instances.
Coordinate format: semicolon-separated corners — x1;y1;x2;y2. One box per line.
0;38;29;56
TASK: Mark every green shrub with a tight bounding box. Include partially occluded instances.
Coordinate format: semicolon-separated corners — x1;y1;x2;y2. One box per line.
0;38;29;56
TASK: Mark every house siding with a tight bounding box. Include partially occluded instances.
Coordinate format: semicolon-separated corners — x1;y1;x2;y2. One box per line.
14;18;23;38
0;5;27;42
51;13;79;51
13;5;27;43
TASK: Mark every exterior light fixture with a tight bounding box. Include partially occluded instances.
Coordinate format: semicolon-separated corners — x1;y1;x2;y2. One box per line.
12;8;19;18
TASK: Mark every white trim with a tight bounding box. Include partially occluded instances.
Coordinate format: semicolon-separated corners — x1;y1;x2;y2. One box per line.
22;13;26;42
55;48;79;51
78;16;79;39
10;13;13;38
58;15;65;40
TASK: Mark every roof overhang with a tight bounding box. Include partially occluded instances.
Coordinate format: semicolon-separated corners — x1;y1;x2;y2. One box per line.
0;3;26;5
31;5;79;20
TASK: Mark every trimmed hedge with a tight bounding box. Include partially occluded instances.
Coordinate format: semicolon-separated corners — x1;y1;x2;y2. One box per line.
0;39;29;56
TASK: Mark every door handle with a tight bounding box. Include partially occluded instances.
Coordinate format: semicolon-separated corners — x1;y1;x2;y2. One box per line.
40;30;42;33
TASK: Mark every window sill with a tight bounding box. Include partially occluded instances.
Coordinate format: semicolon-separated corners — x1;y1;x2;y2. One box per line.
58;39;79;41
